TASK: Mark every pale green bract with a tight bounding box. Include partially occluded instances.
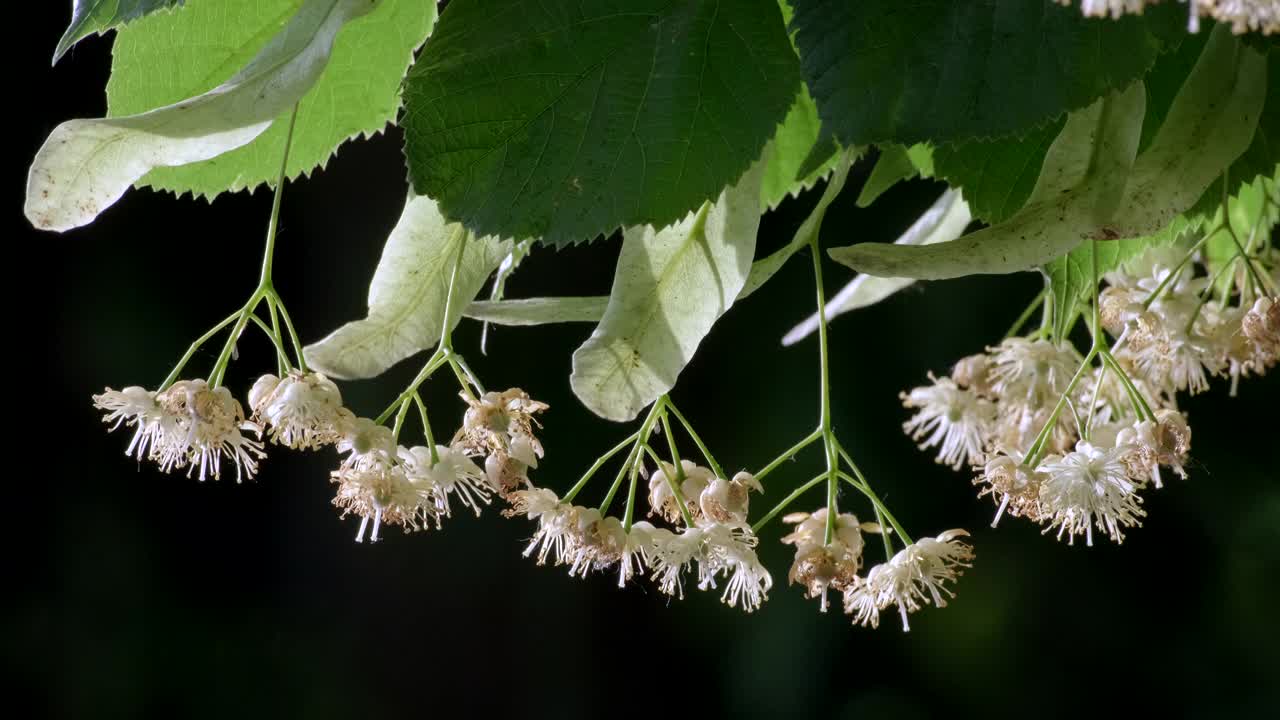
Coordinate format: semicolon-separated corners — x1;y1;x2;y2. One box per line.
570;161;765;422
464;298;611;327
108;0;433;199
786;189;972;346
25;0;379;232
831;28;1267;281
304;194;511;381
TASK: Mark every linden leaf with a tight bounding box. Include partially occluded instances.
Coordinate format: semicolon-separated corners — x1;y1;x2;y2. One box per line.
571;161;764;421
107;0;434;200
53;0;183;64
831;28;1268;281
791;0;1182;146
26;0;380;232
304;194;510;380
401;0;799;247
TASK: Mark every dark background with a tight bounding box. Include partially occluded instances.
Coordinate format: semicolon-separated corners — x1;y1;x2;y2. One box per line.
11;4;1278;718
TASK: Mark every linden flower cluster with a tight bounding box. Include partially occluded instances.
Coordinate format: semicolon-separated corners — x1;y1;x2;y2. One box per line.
505;460;774;612
331;388;547;542
902;242;1275;546
1056;0;1280;35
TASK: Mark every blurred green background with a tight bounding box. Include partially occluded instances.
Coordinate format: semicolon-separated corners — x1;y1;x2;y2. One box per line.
13;5;1279;718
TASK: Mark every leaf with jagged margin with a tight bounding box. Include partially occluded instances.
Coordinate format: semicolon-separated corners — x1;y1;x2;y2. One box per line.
465;298;610;326
401;0;798;248
762;87;842;211
930;121;1063;224
54;0;183;64
26;0;379;232
741;150;854;300
1044;215;1196;341
570;161;764;421
304;194;510;380
854;144;933;208
829;82;1147;278
785;189;972;346
791;0;1182;147
831;29;1267;280
108;0;434;199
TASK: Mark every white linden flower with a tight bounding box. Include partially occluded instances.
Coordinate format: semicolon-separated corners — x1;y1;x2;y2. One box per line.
1115;410;1191;489
648;460;715;524
698;471;762;525
901;375;996;469
249;371;352;450
1201;0;1280;34
618;521;657;588
1038;442;1146;546
647;526;705;598
506;488;576;566
331;452;429;543
976;453;1046;526
399;445;491;518
94;385;170;461
565;508;626;579
781;509;877;612
110;379;265;482
843;530;974;631
337;417;396;462
988;338;1081;407
696;523;773;613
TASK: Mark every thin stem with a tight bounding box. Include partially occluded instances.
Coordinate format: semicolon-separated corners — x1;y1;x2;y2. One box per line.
563;432;639;504
413;393;439;463
272;292;308;373
808;234;840;545
447;356;480;402
643;438;695;527
599;400;666;515
267;296;286;376
1100;350;1155;422
1006;286;1050;339
160;309;242;390
834;443;913;546
751;473;827;533
836;471;913;546
438;232;469;352
753;428;822;485
1024;347;1098;466
449;354;486;396
1221;174;1269;297
664;401;725;481
258;104;301;289
374;349;447;424
391;396;413;441
247;313;292;367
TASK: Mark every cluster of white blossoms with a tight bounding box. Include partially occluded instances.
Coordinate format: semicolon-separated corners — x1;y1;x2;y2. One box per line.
331;388;546;542
903;242;1275;546
781;510;973;629
1055;0;1279;34
94;380;265;482
505;459;774;612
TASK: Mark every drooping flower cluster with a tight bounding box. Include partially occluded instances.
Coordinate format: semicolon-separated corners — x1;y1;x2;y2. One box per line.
249;371;352;450
842;530;975;631
899;236;1278;545
505;459;773;612
330;388;545;542
94;380;265;482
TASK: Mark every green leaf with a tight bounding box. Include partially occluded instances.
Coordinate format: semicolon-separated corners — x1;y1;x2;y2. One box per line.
830;81;1148;279
930;121;1063;224
401;0;799;247
789;189;971;345
53;0;183;64
464;297;609;326
833;29;1267;281
791;0;1181;147
108;0;434;199
761;87;841;211
570;159;764;421
26;0;379;232
855;146;918;208
741;149;854;299
304;194;510;380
